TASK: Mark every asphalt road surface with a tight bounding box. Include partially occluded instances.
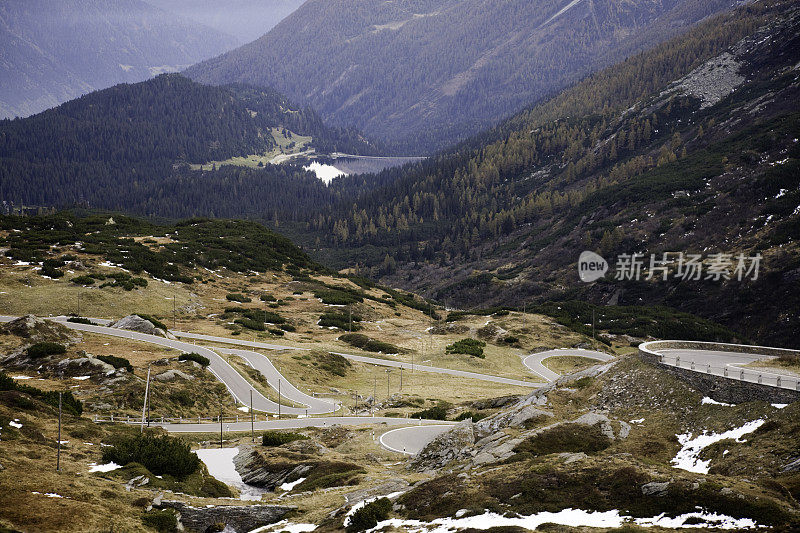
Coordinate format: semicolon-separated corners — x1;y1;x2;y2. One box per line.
379;424;456;455
331;352;540;388
154;416;453;434
216;347;336;414
0;315;334;415
522;348;616;381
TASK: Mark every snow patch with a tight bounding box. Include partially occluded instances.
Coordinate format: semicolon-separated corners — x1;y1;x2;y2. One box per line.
279;477;306;491
249;521;317;533
89;462;122;473
367;508;761;531
9;420;22;429
672;419;764;474
701;397;733;406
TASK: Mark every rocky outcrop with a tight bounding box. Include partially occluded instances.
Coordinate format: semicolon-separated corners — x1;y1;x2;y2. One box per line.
470;395;521;410
641;481;670;497
233;447;312;490
56;355;116;376
343;479;410;507
0;315;80;344
285;439;328;455
110;315;174;338
410;419;475;472
157;500;293;533
154;369;194;382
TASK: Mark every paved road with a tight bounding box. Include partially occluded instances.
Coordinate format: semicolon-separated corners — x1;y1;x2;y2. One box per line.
522;348;615;382
154;416;453;434
174;331;303;351
177;330;539;387
656;348;793;387
217;347;336;414
0;315;336;416
379;424;455;455
331;352;540;388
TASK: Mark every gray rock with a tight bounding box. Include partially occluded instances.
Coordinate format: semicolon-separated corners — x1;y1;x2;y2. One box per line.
411;419;475;471
0;315;80;344
110;315;174;338
560;452;588;465
285;439;328;455
125;475;149;491
233;447;312;490
343;479;410;507
573;413;616;440
781;457;800;473
642;481;670;497
158;500;293;533
618;421;631;439
57;355;115;374
153;369;194;382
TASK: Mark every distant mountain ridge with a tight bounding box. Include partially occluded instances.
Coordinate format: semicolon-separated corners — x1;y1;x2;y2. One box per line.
296;0;800;346
186;0;741;153
144;0;306;43
0;0;238;119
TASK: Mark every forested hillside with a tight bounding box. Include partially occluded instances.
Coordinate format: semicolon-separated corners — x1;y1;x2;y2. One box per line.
0;75;382;214
0;0;238;119
299;0;800;346
186;0;740;153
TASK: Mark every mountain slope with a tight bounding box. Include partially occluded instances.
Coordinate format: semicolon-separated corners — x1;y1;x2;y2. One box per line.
144;0;306;44
0;74;382;214
0;0;238;119
186;0;740;153
299;0;800;346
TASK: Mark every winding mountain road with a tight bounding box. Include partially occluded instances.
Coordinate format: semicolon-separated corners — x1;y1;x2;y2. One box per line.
3;316;795;455
522;348;616;382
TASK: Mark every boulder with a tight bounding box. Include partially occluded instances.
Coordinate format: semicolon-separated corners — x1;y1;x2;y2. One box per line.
642;481;670;497
157;500;294;533
285;439;328;455
57;355;115;375
573;412;616;440
153;369;194;382
410;419;475;472
110;315;174;338
560;452;588;464
233;447;312;490
782;457;800;473
342;479;410;508
0;315;80;344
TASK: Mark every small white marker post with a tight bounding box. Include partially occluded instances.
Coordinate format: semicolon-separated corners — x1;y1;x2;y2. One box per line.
56;392;62;472
140;366;151;433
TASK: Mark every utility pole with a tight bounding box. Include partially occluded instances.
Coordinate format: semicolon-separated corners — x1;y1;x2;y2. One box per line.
349;308;352;333
250;389;254;442
386;369;391;398
592;309;596;343
373;373;377;414
400;366;403;390
278;379;281;419
173;286;177;330
140;366;151;433
219;399;223;449
56;392;62;472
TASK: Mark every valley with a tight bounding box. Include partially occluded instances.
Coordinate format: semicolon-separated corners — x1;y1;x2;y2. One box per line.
0;0;799;531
